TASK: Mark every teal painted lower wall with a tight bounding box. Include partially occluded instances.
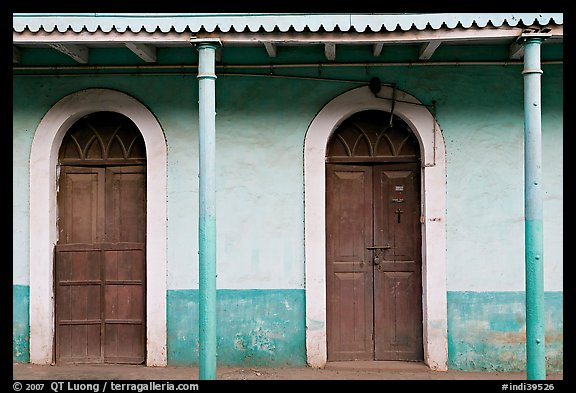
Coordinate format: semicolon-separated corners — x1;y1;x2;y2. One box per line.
12;286;563;372
13;285;30;363
447;291;563;373
167;289;306;366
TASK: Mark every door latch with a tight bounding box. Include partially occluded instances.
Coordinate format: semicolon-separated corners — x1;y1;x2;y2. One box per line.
366;245;391;271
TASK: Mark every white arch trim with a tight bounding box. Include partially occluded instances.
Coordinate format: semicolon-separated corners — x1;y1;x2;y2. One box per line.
29;88;167;366
304;86;448;370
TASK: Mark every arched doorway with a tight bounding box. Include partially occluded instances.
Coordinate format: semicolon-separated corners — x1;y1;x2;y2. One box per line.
303;85;447;370
325;110;423;361
29;89;167;366
55;112;147;364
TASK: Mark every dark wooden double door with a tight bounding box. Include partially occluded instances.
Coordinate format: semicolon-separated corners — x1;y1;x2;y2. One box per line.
326;163;423;361
55;165;146;364
54;111;147;364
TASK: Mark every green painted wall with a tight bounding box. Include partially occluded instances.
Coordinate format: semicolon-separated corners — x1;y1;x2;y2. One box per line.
13;53;563;369
448;291;563;373
167;289;306;366
13;285;30;363
13;64;564;291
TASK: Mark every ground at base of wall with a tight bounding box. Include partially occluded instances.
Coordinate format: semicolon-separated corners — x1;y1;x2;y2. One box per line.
13;361;563;380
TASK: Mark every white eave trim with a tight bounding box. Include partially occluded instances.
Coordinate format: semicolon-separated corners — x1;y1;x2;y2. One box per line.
12;25;564;47
13;13;563;34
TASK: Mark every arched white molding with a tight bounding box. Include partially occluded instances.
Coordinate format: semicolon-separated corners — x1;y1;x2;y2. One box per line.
29;88;167;366
304;86;448;370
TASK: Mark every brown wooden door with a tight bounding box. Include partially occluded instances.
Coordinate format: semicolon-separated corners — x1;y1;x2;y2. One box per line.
326;163;423;361
326;165;374;360
55;165;146;364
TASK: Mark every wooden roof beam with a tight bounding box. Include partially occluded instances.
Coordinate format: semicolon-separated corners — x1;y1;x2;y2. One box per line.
372;42;384;57
125;42;157;63
13;46;20;63
48;43;88;63
324;43;335;61
509;41;524;59
419;41;442;60
263;42;277;57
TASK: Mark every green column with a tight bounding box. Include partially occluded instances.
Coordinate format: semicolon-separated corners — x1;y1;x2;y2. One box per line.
522;36;546;380
195;39;221;380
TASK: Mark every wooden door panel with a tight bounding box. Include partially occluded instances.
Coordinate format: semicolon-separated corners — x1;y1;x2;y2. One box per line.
374;271;421;360
105;284;144;320
56;282;101;323
373;165;423;361
331;272;372;357
55;246;101;283
104;284;145;363
57;325;102;362
58;167;105;244
55;247;145;364
103;246;146;281
55;247;103;364
105;167;146;243
102;244;145;364
56;165;146;364
326;165;373;360
375;170;419;262
104;324;145;363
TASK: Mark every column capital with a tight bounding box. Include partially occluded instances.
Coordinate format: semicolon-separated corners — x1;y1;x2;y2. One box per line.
519;31;552;46
195;40;220;80
190;38;222;48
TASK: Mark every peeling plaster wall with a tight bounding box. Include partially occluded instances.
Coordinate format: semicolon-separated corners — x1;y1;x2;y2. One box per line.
448;292;563;373
167;289;305;366
13;285;30;363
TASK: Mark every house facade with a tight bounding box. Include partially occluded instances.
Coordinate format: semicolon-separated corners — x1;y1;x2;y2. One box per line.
13;13;563;373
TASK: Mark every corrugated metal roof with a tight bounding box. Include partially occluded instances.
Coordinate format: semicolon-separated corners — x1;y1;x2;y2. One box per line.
13;13;563;34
